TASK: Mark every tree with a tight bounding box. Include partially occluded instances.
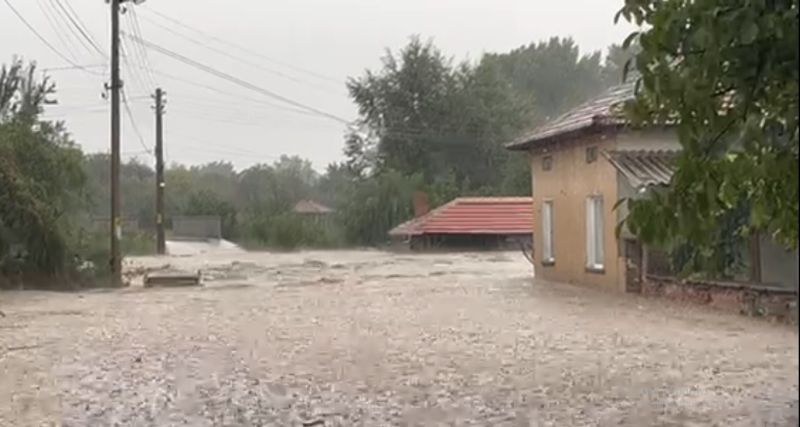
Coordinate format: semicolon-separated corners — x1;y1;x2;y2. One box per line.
0;59;86;279
183;190;238;239
346;36;535;193
347;36;460;180
617;0;799;274
337;169;424;245
483;37;612;122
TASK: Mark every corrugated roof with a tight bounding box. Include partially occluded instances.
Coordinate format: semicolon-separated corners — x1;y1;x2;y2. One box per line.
388;197;533;237
603;149;678;190
507;82;636;151
293;200;334;214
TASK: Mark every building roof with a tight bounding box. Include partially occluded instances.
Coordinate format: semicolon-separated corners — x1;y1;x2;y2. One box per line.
603;149;678;190
388;197;533;237
506;82;636;151
293;200;334;215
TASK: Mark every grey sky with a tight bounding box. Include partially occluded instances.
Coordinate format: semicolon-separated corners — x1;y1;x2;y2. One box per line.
1;0;634;171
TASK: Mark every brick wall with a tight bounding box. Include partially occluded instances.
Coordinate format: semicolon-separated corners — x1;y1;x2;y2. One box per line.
643;275;798;323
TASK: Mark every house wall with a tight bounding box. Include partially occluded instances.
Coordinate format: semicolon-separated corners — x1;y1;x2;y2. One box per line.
615;127;679;151
527;127;681;292
529;131;622;291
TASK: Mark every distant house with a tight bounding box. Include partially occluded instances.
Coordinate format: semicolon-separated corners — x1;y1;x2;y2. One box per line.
388;197;533;250
293;200;334;224
506;83;798;293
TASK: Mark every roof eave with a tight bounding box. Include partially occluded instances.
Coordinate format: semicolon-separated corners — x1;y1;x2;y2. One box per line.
505;122;622;152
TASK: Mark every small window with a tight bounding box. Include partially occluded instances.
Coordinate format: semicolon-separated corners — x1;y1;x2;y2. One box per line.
586;196;605;270
542;201;554;263
542;155;553;171
586;146;598;163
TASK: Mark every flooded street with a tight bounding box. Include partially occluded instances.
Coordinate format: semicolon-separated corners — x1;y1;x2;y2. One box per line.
1;250;797;426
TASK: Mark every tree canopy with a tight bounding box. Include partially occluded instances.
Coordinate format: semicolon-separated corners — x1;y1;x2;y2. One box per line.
618;0;799;274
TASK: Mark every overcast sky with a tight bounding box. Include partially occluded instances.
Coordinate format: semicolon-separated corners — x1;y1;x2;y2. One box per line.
1;0;634;171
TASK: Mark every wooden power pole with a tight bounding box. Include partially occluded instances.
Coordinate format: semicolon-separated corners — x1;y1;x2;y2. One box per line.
109;0;122;285
154;88;166;255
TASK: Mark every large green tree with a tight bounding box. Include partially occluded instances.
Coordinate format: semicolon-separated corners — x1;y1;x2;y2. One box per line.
618;0;799;274
346;37;536;194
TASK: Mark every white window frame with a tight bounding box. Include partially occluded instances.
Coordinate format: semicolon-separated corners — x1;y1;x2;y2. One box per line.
586;195;605;270
542;200;554;263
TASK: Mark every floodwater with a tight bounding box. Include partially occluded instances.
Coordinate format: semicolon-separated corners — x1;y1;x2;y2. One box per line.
1;250;797;426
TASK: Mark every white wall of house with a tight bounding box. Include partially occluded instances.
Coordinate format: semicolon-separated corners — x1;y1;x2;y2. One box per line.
615;127;680;151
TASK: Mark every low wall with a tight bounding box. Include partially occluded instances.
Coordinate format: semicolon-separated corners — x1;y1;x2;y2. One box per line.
172;216;221;240
643;275;798;323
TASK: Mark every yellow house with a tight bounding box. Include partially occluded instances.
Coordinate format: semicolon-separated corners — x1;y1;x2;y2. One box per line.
507;83;799;293
507;83;681;292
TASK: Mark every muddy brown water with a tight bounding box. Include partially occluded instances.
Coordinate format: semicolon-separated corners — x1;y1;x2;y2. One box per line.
1;250;797;426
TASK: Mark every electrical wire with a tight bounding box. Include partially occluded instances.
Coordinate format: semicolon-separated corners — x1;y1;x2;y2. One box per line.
165;131;280;161
120;38;151;95
123;32;351;124
47;0;99;58
127;7;158;89
166;97;342;127
35;0;80;62
53;0;106;57
3;0;104;76
140;5;342;85
42;63;106;72
144;69;318;117
137;12;343;96
121;89;153;155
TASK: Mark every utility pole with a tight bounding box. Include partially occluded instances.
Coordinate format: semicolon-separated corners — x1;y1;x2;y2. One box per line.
109;0;122;285
154;88;166;255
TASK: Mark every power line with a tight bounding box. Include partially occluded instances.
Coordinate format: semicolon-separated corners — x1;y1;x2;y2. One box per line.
168;108;293;128
140;5;342;85
3;0;104;76
123;31;351;124
53;0;106;57
137;12;343;96
117;46;322;119
35;0;80;62
167;98;343;126
165;132;281;161
121;89;153;155
42;63;106;72
120;37;151;94
48;0;100;58
145;70;318;117
117;60;324;118
126;7;158;89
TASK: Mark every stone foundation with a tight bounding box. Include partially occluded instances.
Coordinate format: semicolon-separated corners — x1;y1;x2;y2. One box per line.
643;275;798;323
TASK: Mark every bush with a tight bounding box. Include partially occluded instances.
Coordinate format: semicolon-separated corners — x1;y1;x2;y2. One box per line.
239;212;344;250
72;230;155;278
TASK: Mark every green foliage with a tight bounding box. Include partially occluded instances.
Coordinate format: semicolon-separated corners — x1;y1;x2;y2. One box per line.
83;153;156;229
1;34;643;282
240;213;343;250
337;170;423;245
484;37;623;122
0;59;86;279
184;190;238;239
346;36;628;190
618;0;799;276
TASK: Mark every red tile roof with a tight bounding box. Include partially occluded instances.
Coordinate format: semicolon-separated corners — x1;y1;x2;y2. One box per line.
388;197;533;237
